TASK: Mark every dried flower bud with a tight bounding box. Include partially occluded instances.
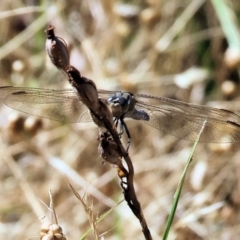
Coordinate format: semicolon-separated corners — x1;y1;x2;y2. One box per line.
98;132;123;166
45;25;70;71
66;66;99;111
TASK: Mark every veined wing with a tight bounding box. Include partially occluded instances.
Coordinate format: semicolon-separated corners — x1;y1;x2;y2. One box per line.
0;86;92;123
134;93;240;143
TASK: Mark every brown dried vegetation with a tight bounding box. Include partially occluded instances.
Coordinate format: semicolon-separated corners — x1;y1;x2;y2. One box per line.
0;0;240;239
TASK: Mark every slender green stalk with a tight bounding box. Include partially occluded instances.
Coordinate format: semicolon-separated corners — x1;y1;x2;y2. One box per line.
162;121;207;240
211;0;240;49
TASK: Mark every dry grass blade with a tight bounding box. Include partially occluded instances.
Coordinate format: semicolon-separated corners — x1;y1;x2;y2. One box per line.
69;181;124;239
156;0;205;52
2;149;45;218
45;150;116;207
0;12;48;59
69;182;99;239
0;6;45;19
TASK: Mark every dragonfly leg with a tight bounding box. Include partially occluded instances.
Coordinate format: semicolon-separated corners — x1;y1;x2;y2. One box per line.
120;118;131;151
113;117;131;151
119;119;124;136
114;118;124;138
114;117;118;128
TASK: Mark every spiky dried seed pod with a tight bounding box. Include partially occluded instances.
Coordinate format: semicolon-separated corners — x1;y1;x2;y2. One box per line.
45;25;70;71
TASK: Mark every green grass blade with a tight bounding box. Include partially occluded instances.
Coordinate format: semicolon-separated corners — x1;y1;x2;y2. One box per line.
162;120;207;240
211;0;240;49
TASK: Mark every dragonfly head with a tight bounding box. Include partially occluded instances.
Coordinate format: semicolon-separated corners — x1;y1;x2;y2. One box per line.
108;92;135;118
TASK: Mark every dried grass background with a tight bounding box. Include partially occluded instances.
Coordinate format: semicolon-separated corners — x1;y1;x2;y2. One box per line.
0;0;240;239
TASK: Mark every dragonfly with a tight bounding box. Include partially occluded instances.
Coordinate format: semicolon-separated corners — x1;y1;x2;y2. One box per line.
0;86;240;143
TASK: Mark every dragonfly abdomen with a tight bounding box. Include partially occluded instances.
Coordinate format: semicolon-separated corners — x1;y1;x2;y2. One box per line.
124;109;150;121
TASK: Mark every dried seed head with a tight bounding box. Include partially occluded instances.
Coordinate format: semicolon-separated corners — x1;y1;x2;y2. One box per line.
41;233;66;240
45;25;70;71
115;21;131;37
6;113;25;143
8;112;25;133
12;60;25;73
42;234;53;240
54;233;66;240
40;222;52;233
140;8;161;27
98;132;122;166
24;117;43;136
224;47;240;69
221;80;237;97
49;223;62;234
40;222;66;240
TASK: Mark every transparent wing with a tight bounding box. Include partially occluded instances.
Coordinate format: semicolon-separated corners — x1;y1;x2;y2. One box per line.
0;86;92;123
135;94;240;143
2;86;240;143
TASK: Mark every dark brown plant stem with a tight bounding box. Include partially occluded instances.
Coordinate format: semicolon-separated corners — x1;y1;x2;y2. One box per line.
66;66;152;240
102;117;152;240
45;25;152;240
